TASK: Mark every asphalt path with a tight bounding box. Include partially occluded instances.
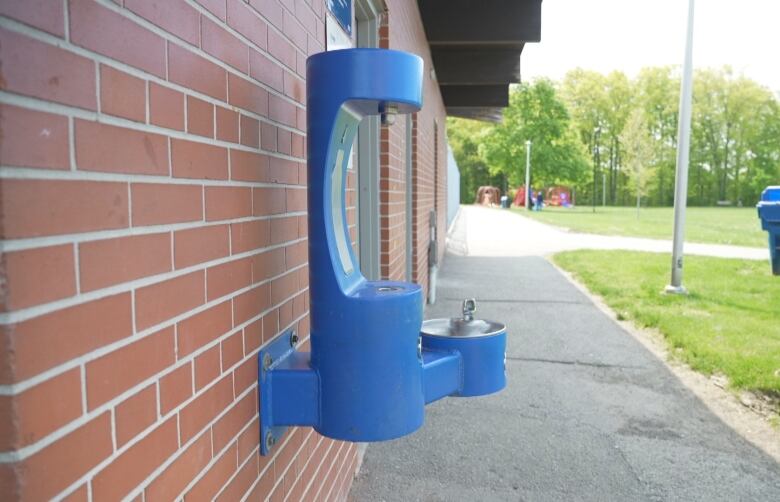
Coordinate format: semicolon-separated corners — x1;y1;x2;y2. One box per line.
349;211;780;501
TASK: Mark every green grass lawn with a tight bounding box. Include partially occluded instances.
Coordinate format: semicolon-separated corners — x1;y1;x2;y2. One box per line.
513;206;766;248
553;250;780;397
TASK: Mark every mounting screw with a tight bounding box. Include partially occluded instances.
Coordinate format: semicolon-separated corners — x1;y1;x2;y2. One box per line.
265;431;276;451
262;353;273;371
289;330;298;347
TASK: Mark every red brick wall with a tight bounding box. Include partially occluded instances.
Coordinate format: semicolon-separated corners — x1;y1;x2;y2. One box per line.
0;0;447;500
0;0;345;500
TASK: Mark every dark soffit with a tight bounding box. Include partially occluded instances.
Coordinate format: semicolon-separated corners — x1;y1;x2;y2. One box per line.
418;0;542;121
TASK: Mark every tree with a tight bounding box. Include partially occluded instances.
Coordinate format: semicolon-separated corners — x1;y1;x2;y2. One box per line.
742;97;780;203
560;69;609;205
603;71;633;204
621;109;655;217
448;67;780;208
446;117;498;203
635;67;679;206
691;67;780;205
479;80;589;190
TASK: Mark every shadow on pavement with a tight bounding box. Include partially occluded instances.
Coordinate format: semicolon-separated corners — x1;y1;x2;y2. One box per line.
349;254;780;502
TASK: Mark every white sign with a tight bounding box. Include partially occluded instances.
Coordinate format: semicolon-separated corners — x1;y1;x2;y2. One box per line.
326;12;353;51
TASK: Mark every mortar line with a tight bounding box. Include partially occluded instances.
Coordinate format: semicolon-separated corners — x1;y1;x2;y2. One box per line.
0;90;305;157
0;268;309;397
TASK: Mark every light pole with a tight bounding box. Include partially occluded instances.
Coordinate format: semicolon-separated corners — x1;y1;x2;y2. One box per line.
525;140;532;210
666;0;695;295
592;126;600;213
636;170;641;219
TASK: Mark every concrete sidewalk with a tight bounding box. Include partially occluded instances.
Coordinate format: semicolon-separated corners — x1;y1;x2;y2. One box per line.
349;257;780;500
457;205;768;260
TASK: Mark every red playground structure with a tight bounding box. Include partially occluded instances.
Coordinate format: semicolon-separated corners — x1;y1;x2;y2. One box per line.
546;186;573;207
513;186;573;207
513;186;531;207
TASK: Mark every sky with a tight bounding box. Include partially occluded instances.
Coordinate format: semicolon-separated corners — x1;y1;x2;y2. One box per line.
521;0;780;93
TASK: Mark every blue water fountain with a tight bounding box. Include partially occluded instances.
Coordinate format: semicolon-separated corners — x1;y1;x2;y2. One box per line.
257;48;506;455
757;186;780;275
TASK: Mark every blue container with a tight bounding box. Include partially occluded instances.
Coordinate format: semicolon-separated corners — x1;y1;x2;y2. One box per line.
757;186;780;275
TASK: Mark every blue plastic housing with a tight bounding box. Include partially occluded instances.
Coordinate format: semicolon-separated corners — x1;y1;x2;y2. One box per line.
257;49;507;455
421;331;507;401
757;186;780;275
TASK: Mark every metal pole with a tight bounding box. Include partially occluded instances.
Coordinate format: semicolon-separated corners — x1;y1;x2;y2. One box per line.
636;174;641;219
525;140;532;210
592;127;599;213
592;148;597;213
666;0;695;295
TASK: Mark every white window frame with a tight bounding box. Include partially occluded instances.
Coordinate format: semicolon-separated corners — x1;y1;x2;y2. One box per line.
354;0;384;280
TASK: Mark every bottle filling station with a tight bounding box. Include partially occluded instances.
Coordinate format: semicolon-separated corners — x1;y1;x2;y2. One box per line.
258;49;507;455
757;186;780;275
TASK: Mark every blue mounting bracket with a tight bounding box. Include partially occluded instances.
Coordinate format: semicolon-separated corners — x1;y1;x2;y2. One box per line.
257;328;318;455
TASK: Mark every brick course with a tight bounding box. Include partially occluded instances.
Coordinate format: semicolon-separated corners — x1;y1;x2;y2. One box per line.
0;1;447;500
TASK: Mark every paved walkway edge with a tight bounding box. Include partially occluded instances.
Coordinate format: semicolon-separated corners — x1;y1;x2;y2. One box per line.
549;258;780;463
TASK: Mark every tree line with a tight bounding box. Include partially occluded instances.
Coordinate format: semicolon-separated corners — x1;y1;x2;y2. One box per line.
449;66;780;207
